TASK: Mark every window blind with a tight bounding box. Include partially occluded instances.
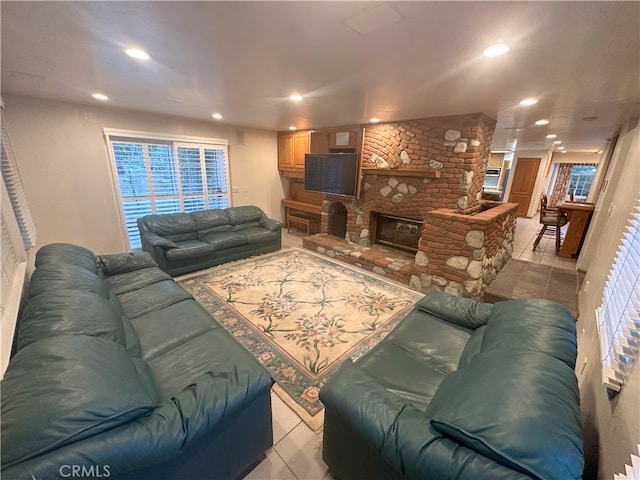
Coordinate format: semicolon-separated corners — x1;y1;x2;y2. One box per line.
0;110;32;377
1;111;36;248
596;197;640;391
613;443;639;480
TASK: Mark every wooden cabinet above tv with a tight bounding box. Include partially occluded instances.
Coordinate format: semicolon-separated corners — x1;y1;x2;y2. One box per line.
309;126;361;153
278;125;362;178
278;130;310;178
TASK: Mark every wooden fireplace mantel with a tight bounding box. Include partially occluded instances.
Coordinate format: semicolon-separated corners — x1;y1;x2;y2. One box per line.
361;168;441;178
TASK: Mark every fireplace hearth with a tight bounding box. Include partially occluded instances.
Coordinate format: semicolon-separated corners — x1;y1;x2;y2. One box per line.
373;212;422;253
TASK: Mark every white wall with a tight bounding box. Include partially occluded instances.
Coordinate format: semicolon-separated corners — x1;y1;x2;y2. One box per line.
2;95;283;254
574;117;639;479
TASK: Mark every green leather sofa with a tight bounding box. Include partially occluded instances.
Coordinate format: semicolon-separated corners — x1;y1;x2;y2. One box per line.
137;205;282;276
1;243;274;480
320;292;584;480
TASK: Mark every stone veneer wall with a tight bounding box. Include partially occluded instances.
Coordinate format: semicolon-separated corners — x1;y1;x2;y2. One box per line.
410;202;519;300
314;112;518;299
361;112;495;214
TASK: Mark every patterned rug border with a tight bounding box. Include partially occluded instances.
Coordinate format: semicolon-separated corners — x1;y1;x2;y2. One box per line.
178;247;423;430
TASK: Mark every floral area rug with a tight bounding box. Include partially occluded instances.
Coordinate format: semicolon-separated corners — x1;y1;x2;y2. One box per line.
179;247;423;430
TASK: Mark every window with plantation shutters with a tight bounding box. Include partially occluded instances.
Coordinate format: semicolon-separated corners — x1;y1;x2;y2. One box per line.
105;130;230;249
1;107;34;377
596;196;640;391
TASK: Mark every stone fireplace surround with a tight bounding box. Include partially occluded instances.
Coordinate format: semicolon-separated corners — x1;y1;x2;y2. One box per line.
302;112;519;300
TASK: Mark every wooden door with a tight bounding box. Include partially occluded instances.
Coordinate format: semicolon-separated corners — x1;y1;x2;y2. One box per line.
508;157;541;216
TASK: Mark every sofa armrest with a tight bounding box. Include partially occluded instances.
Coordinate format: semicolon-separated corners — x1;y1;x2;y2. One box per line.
2;369;274;480
320;361;536;480
415;291;493;329
320;360;442;478
99;252;159;275
260;217;282;232
141;232;178;249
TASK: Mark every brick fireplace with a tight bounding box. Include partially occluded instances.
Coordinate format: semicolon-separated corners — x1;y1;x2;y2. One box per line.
303;112;519;300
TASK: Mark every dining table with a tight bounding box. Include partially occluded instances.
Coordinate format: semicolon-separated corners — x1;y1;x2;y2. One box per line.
556;201;595;258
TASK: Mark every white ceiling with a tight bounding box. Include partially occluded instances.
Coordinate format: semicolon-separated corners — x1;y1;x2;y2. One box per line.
2;1;639;153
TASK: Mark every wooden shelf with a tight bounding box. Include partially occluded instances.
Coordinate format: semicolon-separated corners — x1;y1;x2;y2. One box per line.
361;168;441;178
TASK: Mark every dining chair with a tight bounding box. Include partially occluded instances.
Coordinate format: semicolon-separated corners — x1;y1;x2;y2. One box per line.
532;194;568;252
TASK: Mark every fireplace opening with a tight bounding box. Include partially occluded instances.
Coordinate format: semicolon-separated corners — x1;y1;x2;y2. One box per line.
373;212;423;253
328;202;347;238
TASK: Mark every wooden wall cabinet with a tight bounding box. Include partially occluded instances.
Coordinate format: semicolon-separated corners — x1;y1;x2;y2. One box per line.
310;130;330;153
488;152;505;168
278;126;362;178
329;127;359;150
278;131;310;177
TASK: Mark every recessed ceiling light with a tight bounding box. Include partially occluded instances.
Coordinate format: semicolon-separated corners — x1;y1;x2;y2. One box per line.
553;141;562;145
558;146;566;150
92;93;108;101
125;48;150;60
560;150;567;153
546;134;557;139
535;119;550;126
483;44;510;57
211;113;223;120
370;117;380;123
289;94;303;102
289;126;297;131
520;98;538;106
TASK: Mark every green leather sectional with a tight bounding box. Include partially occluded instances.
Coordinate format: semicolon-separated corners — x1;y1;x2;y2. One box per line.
1;243;274;480
137;205;282;276
320;292;584;480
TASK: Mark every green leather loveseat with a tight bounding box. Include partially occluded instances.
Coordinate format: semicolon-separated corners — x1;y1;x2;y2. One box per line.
1;243;274;480
320;292;584;480
137;205;282;276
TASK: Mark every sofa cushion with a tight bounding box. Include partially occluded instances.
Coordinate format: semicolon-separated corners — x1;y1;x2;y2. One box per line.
241;227;280;244
426;351;583;480
191;208;232;235
98;252;159;275
116;280;193;319
28;263;111;299
456;325;486;369
201;231;247;250
1;336;158;469
481;298;578;369
143;212;197;236
384;307;472;375
165;240;215;261
147;328;270;398
356;342;449;412
415;292;493;329
131;299;218;361
34;243;99;274
226;206;265;225
106;267;173;295
122;315;143;357
17;291;126;351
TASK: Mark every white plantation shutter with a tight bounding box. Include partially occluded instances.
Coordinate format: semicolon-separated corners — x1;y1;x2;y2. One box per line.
596;197;640;391
1;112;36;248
106;131;230;249
205;147;229;209
1;108;34;376
613;444;640;480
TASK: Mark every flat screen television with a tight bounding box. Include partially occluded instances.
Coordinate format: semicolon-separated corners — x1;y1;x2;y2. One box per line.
304;153;359;197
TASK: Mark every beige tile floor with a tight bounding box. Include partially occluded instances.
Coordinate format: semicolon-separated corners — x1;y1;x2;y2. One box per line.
244;215;577;479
